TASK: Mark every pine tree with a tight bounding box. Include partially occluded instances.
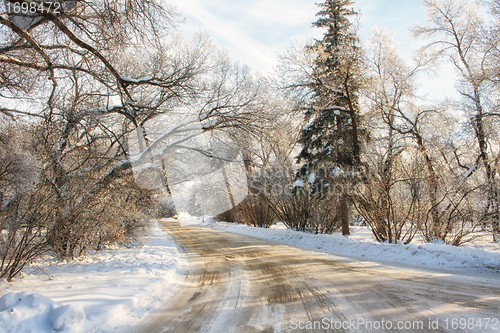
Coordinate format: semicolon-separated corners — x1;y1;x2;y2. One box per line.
294;0;363;235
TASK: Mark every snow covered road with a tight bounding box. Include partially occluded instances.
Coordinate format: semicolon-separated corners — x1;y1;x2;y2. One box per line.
131;219;500;333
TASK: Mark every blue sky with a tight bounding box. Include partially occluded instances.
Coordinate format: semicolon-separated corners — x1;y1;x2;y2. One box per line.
167;0;455;100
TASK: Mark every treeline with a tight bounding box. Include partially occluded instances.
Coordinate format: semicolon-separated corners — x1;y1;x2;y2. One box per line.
217;0;500;248
0;0;271;280
1;0;499;281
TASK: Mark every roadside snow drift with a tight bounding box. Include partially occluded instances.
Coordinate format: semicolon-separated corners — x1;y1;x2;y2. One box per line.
200;220;500;273
0;292;85;333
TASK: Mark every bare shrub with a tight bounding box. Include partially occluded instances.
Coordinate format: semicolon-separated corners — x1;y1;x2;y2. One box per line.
353;154;422;244
45;169;156;259
268;193;341;234
0;197;49;281
248;165;341;234
214;207;239;223
0;128;47;281
238;196;275;228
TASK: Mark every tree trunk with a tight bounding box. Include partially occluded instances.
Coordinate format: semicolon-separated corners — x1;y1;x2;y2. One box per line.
340;192;350;235
415;133;441;240
473;89;499;241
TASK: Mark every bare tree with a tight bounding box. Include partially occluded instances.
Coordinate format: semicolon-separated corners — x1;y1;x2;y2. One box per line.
413;0;500;241
0;0;271;273
359;28;485;245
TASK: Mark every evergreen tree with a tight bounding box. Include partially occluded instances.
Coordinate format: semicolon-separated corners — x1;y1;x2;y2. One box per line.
294;0;364;235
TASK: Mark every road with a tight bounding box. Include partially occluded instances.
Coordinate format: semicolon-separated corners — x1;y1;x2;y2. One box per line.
132;219;500;332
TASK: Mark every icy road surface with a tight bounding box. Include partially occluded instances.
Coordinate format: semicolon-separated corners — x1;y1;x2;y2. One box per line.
131;219;500;333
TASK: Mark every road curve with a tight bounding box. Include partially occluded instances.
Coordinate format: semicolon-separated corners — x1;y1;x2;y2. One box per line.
131;219;500;333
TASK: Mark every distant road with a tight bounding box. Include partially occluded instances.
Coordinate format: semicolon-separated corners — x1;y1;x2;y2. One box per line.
131;219;500;333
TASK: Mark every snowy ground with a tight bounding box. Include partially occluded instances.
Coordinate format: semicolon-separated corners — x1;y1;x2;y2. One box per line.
0;222;187;333
1;216;500;333
198;220;500;274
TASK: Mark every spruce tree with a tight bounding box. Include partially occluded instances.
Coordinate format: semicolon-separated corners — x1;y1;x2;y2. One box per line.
295;0;363;235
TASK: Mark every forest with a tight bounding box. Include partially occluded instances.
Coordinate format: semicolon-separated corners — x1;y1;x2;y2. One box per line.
1;0;499;281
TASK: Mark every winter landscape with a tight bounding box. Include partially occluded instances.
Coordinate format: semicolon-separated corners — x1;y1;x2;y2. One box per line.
1;0;500;332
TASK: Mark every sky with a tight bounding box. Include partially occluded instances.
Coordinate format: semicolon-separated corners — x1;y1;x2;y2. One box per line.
167;0;457;101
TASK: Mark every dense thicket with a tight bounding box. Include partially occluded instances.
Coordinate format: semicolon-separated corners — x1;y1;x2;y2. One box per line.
0;0;269;280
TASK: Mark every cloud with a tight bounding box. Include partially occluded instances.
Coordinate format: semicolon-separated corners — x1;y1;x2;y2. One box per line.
168;0;322;73
167;0;454;102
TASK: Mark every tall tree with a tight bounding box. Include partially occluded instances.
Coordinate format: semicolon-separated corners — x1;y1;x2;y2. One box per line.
0;0;270;269
413;0;500;241
294;0;364;235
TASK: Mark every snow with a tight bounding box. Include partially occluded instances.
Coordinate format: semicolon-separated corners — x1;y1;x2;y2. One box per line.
97;105;123;113
2;216;500;332
121;77;153;84
462;164;477;179
198;220;500;273
0;292;85;333
0;222;186;333
331;166;343;177
308;172;316;184
303;121;314;131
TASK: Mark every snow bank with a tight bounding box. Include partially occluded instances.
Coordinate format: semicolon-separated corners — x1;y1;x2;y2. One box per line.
200;220;500;273
0;292;85;333
0;222;186;333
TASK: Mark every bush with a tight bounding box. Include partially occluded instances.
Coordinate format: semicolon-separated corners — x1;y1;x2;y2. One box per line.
214;207;239;223
268;193;341;234
238;196;275;228
1;189;51;281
